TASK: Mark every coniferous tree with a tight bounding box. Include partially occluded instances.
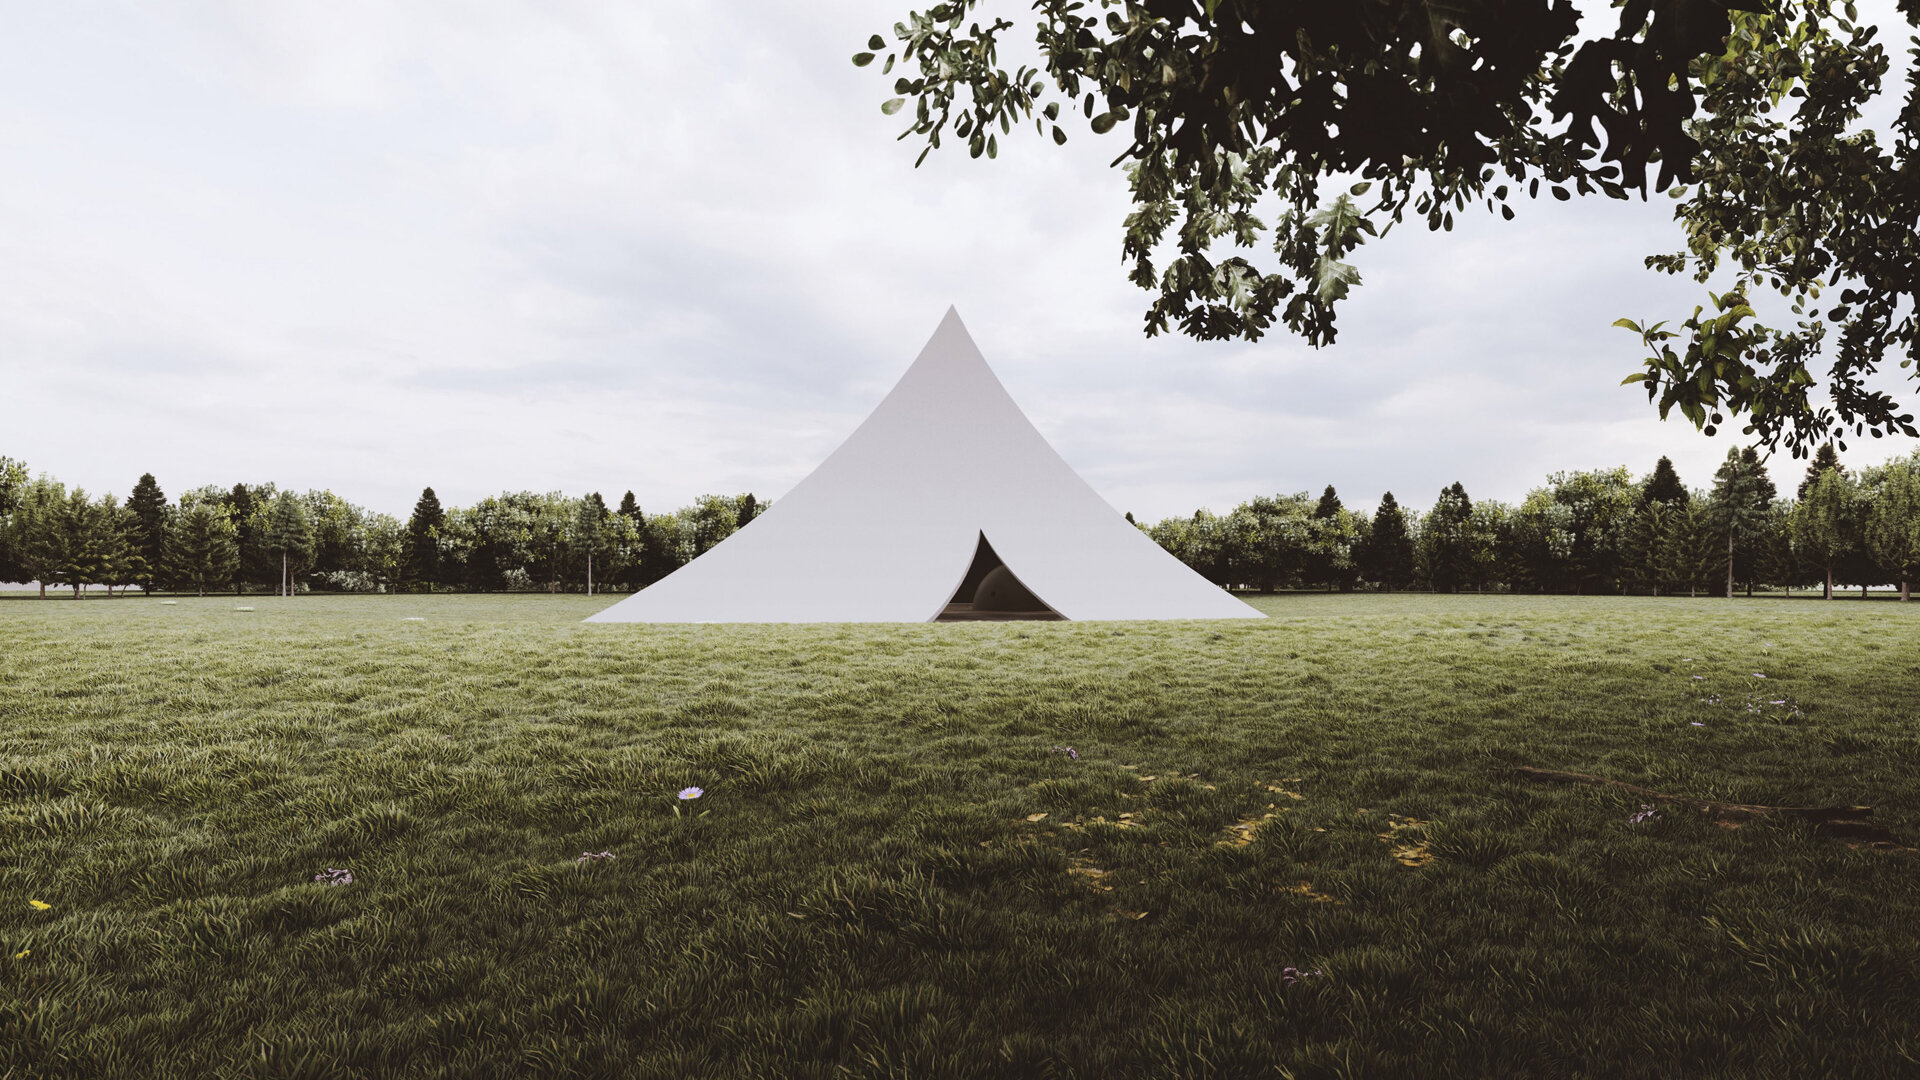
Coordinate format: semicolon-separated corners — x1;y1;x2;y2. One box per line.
126;473;168;594
1642;456;1688;507
1624;498;1670;596
101;499;147;596
224;484;260;594
167;502;239;596
1305;485;1350;590
1708;448;1776;597
1417;483;1474;592
11;476;67;597
1797;442;1844;499
45;488;118;598
1663;496;1721;597
404;487;446;590
1361;492;1415;591
612;492;645;590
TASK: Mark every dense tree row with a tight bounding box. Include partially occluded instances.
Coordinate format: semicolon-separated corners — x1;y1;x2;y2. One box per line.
1142;448;1920;600
7;445;1920;600
0;460;762;597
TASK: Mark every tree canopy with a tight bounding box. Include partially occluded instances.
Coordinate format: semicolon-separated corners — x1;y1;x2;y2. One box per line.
860;0;1920;456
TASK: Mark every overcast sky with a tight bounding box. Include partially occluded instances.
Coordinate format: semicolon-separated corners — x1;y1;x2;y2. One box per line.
4;1;1916;522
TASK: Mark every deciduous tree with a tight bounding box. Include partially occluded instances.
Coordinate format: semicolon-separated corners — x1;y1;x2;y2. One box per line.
575;493;611;594
263;490;314;596
1793;467;1858;599
865;1;1920;451
1865;457;1920;600
0;456;29;583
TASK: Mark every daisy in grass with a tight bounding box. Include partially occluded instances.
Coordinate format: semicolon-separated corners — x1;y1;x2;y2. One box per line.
674;786;704;817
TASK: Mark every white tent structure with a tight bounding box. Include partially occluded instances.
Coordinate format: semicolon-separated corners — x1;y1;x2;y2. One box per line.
586;310;1262;623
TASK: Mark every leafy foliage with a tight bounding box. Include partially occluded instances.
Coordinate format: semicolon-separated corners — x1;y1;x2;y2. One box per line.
864;0;1920;452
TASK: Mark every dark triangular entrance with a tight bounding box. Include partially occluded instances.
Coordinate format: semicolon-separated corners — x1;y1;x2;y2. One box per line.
936;532;1064;621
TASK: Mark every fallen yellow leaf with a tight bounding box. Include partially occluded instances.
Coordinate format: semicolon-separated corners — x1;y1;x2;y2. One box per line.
1391;844;1436;867
1217;812;1278;847
1026;812;1048;822
28;901;50;911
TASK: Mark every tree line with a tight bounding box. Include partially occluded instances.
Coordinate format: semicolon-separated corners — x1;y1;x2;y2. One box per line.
1141;447;1920;601
0;459;762;597
5;444;1920;600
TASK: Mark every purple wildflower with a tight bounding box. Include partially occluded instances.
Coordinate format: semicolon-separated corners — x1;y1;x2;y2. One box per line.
314;868;354;887
577;850;616;863
1628;804;1661;824
678;787;703;800
1051;745;1079;760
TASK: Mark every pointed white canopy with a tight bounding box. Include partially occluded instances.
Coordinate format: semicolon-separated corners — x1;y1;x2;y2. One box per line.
586;310;1262;623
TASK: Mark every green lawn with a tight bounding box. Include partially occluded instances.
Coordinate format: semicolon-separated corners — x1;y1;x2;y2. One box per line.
3;593;1918;1078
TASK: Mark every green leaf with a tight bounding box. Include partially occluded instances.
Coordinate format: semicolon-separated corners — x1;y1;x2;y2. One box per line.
1612;318;1641;330
1551;186;1570;201
869;34;886;50
1090;111;1117;135
1620;373;1651;385
1052;125;1067;145
1349;181;1372;196
1312;256;1361;302
881;98;905;115
853;53;875;67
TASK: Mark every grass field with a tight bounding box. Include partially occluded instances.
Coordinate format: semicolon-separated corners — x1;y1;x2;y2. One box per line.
3;592;1918;1078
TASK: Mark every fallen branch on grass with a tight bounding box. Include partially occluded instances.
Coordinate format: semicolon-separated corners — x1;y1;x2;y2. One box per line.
1513;766;1904;847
